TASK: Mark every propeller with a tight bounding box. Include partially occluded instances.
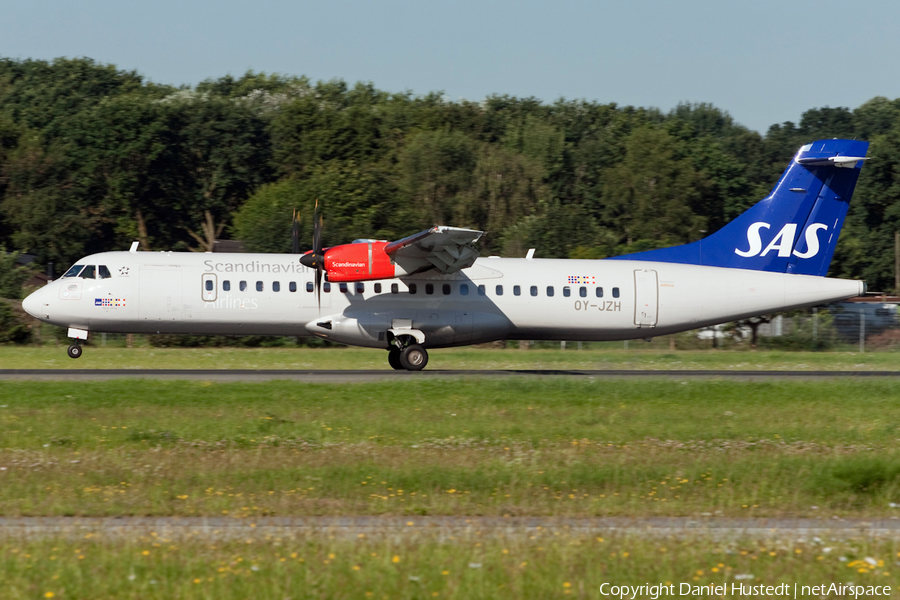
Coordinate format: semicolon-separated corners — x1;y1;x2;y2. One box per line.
298;199;325;312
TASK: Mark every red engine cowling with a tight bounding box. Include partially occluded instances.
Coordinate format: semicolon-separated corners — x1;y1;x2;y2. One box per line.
324;241;396;282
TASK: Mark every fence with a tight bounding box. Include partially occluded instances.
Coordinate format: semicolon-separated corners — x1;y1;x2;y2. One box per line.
694;300;900;352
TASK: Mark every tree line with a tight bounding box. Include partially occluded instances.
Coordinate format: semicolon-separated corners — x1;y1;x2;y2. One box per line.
2;56;900;298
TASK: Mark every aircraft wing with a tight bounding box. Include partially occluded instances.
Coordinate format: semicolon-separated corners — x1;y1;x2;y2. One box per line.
384;226;483;274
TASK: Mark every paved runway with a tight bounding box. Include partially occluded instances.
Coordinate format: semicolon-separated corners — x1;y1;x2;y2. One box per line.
2;516;899;541
0;369;898;382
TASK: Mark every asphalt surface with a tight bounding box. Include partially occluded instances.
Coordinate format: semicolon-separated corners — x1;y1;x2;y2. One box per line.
0;369;898;382
2;516;900;541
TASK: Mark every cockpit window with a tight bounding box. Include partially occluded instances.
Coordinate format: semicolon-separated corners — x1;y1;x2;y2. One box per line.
63;265;84;278
80;265;96;279
98;265;112;279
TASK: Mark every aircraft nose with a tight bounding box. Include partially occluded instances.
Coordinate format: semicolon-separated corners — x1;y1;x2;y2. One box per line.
21;288;44;318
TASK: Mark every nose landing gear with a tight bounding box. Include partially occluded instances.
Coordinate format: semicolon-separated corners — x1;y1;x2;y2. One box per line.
66;327;89;359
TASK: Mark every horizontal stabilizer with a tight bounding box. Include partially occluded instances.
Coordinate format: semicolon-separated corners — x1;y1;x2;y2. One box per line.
797;155;868;168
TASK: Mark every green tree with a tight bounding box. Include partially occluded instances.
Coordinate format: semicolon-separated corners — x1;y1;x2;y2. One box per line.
0;246;31;299
456;144;547;250
398;129;477;227
234;161;399;253
601;127;706;247
838;127;900;289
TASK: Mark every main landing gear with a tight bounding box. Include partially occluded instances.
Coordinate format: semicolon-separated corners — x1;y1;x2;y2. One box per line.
387;339;429;371
67;343;83;359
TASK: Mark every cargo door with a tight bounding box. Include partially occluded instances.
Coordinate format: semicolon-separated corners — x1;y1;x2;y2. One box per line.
140;266;183;321
633;269;658;327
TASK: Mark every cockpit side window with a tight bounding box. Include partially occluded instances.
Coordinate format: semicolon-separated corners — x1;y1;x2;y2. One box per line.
80;265;96;279
98;265;112;279
63;265;84;278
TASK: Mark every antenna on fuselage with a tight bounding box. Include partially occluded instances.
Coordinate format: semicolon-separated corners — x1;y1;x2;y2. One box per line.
129;241;139;253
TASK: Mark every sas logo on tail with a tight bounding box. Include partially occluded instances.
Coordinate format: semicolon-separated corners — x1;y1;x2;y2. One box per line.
735;222;828;259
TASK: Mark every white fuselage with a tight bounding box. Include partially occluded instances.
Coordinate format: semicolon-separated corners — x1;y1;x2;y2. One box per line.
23;251;865;348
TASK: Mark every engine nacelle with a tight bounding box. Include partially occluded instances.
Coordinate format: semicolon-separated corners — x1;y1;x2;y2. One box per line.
324;241;398;282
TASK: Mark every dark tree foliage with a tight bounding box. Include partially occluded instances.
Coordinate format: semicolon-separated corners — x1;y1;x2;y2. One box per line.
1;57;900;291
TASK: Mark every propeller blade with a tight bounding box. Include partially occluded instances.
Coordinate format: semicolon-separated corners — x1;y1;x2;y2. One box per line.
313;199;322;256
315;263;322;313
313;199;323;314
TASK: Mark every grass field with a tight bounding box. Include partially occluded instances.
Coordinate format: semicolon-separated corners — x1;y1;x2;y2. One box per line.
2;345;899;371
3;370;900;597
3;378;900;518
3;534;897;599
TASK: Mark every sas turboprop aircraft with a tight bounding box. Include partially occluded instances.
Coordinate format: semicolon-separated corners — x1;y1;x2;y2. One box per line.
22;139;869;370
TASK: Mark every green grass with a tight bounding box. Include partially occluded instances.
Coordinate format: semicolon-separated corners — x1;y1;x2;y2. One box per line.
3;534;898;600
2;345;899;370
3;379;900;517
3;377;900;597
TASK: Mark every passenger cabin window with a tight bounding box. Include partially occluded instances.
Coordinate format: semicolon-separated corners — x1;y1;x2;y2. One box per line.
530;285;538;297
579;286;587;298
80;265;96;279
205;280;214;291
306;282;313;292
496;285;503;296
443;284;451;295
323;282;331;293
513;285;521;296
425;283;434;295
256;281;264;292
240;281;247;292
374;283;382;294
563;287;571;297
409;283;417;294
63;265;84;278
478;285;486;296
356;283;365;294
273;281;280;292
596;287;603;298
460;284;469;296
223;280;231;291
339;283;349;293
546;286;554;297
612;287;620;298
98;265;112;279
391;283;399;294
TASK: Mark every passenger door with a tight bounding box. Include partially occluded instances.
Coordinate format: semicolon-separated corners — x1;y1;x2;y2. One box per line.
201;273;217;302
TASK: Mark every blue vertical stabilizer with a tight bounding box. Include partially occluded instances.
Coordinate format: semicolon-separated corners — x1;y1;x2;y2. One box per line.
609;139;869;276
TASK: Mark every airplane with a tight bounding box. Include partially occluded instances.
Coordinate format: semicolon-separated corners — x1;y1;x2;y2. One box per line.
22;138;869;370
